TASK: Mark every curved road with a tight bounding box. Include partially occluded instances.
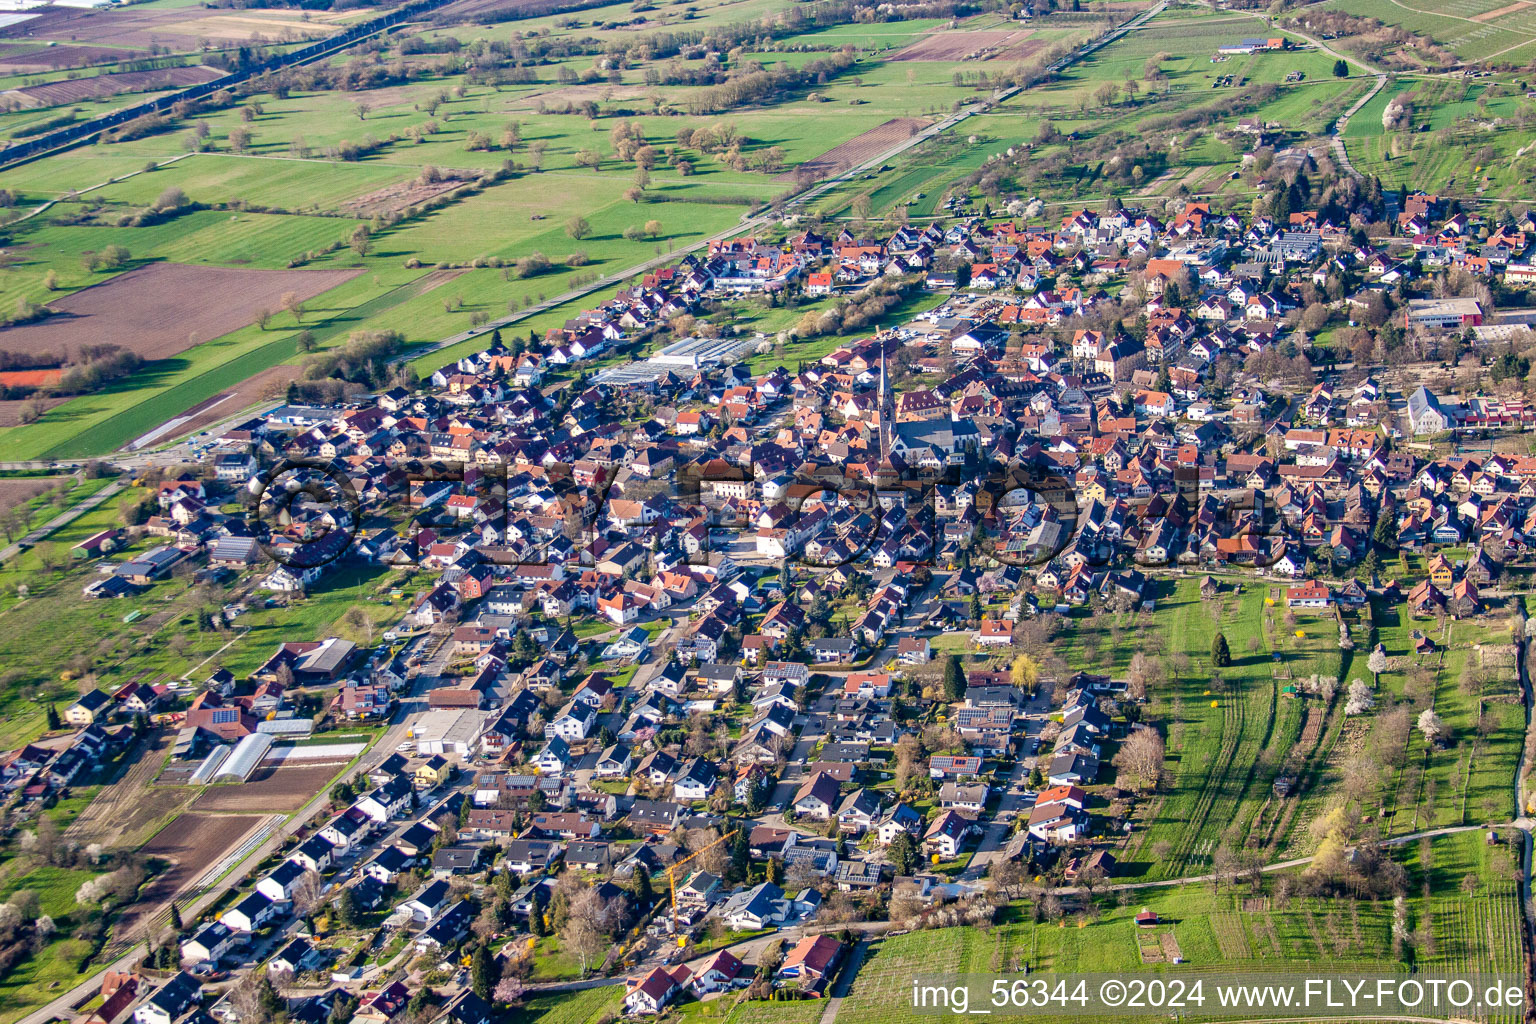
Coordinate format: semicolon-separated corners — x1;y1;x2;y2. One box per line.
1218;4;1387;180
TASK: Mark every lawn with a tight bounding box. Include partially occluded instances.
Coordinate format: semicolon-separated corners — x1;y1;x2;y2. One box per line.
839;841;1524;1023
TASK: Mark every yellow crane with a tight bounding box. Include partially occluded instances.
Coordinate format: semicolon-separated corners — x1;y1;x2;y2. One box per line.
664;827;740;944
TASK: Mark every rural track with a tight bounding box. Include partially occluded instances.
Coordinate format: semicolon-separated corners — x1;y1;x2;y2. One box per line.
0;477;122;563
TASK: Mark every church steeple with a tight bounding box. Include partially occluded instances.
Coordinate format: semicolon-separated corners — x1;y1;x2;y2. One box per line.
878;343;891;462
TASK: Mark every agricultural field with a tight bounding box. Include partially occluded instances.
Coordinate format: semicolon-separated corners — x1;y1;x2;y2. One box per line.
0;262;363;361
191;763;350;812
0;0;1172;461
118;812;270;937
507;981;623;1024
1040;577;1351;882
1318;0;1536;63
841;832;1525;1022
1041;572;1522;884
715;998;827;1024
1341;75;1536;197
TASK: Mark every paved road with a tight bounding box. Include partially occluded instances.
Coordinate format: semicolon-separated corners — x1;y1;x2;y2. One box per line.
960;684;1054;882
15;668;437;1024
0;478;123;563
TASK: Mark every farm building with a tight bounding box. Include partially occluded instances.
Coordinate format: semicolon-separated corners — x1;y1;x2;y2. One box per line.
215;732;275;782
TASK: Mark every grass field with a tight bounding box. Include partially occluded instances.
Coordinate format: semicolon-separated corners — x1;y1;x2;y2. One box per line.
840;834;1524;1022
507;983;623;1024
1042;569;1525;891
1319;0;1536;62
1339;75;1536;196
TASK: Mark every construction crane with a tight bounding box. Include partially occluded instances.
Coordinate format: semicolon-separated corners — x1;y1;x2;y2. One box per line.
664;827;740;944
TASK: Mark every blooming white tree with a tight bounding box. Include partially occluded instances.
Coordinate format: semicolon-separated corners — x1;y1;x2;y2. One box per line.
1344;679;1375;716
1368;649;1388;680
1417;708;1448;744
75;875;112;907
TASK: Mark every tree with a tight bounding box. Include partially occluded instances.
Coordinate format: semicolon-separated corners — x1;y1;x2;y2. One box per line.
294;872;328;914
333;886;358;928
1010;654;1040;692
730;827;750;882
942;655;964;702
560;888;614;975
1417;708;1448;745
565;216;590;240
1332;58;1349;78
631;867;653;907
493;976;526;1006
887;831;917;876
1345;679;1375;716
168;902;182;932
327;995;358;1024
282;291;304;325
1127;651;1158;701
1373;512;1397;552
227;970;283;1024
471;944;496;1000
529;888;550;936
1113;725;1165;791
1368;648;1388;682
45;704;60;730
1211;632;1231;667
644;219;663;239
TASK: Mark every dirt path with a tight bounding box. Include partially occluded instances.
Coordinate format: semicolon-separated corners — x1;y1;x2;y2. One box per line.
817;938;870;1024
65;728;192;847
